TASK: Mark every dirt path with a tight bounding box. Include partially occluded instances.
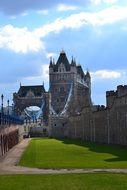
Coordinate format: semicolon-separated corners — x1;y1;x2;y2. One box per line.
1;139;127;174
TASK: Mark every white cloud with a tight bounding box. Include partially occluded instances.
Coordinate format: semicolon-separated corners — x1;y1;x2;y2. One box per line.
91;70;124;80
71;5;127;27
0;25;43;53
34;5;127;38
88;5;127;26
1;5;127;53
41;64;49;80
34;15;85;38
91;0;118;5
57;4;77;11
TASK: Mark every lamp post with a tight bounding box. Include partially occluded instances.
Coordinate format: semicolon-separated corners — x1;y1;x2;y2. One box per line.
1;94;4;114
12;103;14;115
7;99;9;115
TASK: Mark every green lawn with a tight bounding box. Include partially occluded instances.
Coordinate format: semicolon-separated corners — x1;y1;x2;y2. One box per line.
19;138;127;169
0;174;127;190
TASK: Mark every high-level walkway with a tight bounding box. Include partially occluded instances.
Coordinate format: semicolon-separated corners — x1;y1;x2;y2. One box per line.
1;139;127;174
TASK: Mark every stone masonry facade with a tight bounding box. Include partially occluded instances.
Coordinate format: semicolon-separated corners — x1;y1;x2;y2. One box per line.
49;51;127;146
13;85;49;124
49;50;91;114
68;85;127;145
49;51;92;137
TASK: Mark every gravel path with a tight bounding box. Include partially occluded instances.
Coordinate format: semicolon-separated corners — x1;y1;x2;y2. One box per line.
1;139;127;174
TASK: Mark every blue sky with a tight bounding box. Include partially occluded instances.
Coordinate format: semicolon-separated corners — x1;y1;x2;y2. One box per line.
0;0;127;106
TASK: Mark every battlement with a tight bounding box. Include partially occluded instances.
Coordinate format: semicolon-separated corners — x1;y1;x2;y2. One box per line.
106;90;117;97
106;85;127;98
106;85;127;108
117;85;127;97
92;105;106;112
106;90;116;108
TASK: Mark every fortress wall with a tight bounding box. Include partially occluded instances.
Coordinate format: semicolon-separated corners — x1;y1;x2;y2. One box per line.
112;105;127;145
68;115;83;139
82;111;93;142
68;108;108;143
106;93;127;145
49;102;127;146
49;117;69;138
49;70;127;146
93;109;108;144
0;124;24;157
66;98;127;146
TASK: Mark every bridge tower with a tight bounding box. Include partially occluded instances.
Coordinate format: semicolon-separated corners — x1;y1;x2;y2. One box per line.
49;51;92;137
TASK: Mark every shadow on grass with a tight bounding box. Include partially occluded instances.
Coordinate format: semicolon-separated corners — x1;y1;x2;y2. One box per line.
31;137;48;141
58;138;127;162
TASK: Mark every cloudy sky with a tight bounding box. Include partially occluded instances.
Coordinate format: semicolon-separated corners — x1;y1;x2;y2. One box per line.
0;0;127;106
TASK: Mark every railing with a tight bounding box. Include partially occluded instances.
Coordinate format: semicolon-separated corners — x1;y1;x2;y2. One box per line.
0;113;24;126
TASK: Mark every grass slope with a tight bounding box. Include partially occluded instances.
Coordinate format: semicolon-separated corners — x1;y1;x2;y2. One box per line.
19;138;127;169
0;174;127;190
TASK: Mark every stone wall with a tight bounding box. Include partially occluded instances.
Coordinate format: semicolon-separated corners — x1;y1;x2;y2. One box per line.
67;98;127;146
0;124;24;157
49;84;127;147
49;116;69;138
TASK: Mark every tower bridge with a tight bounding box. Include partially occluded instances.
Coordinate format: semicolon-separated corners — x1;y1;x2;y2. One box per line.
2;50;127;152
13;85;49;124
13;51;91;137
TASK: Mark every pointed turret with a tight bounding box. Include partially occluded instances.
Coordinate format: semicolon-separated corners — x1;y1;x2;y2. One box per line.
53;58;55;65
85;69;91;96
55;50;70;71
49;57;54;74
71;57;76;66
49;57;53;68
86;70;91;78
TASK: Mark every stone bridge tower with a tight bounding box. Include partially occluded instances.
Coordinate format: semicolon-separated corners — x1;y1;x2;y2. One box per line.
49;50;91;115
49;51;92;137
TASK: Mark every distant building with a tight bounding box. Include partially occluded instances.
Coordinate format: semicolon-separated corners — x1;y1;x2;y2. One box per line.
13;85;49;124
49;50;91;115
49;51;91;137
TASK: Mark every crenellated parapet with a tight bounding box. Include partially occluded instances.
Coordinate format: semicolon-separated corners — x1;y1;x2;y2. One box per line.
117;85;127;97
106;90;116;97
106;90;117;108
91;105;106;112
106;85;127;108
